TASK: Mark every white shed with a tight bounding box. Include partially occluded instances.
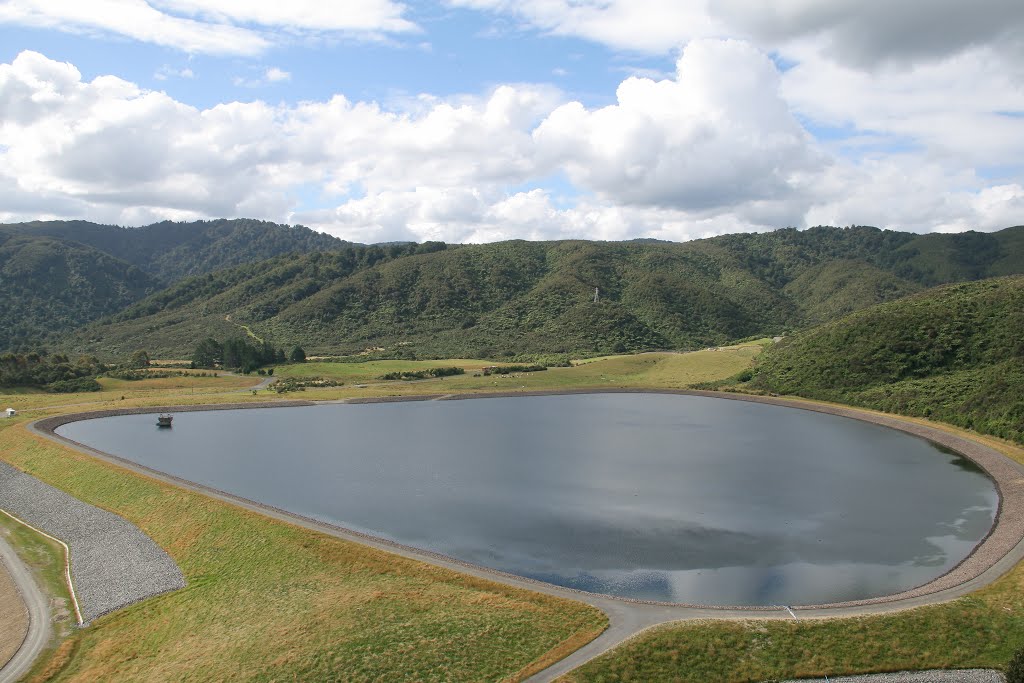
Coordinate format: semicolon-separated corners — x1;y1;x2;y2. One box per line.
4;408;16;418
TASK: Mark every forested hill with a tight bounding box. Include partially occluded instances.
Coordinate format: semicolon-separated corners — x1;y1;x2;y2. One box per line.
1;218;356;284
751;276;1024;443
66;225;1024;360
0;233;158;350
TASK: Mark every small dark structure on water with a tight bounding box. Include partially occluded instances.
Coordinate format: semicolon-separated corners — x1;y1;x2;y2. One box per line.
157;414;173;428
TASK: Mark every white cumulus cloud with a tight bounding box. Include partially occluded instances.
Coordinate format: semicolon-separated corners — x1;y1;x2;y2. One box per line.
533;39;822;212
0;49;1021;243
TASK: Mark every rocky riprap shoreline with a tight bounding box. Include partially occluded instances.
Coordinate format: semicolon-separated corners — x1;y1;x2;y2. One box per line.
0;461;185;623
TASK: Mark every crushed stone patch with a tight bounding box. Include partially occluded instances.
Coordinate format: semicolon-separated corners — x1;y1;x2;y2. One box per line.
0;461;185;623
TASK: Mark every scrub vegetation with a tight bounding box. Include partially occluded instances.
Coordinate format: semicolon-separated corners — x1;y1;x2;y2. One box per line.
749;276;1024;443
37;223;1023;360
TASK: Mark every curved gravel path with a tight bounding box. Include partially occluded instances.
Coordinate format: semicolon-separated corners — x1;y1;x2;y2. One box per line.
0;461;185;624
0;533;47;683
26;391;1024;682
0;536;29;669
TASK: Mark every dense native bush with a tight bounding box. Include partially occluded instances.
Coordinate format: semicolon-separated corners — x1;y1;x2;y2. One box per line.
753;277;1024;444
0;351;106;390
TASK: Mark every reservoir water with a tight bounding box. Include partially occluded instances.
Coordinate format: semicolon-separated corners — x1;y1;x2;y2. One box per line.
56;393;998;605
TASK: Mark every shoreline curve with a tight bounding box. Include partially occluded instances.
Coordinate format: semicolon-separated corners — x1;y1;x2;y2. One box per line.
28;389;1024;613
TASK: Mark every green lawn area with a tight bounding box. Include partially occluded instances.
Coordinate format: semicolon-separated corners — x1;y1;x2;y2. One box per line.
273;358;498;383
0;372;262;412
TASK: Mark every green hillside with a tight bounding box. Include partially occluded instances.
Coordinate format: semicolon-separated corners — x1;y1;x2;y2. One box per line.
2;218;355;283
782;259;922;324
64;226;1024;360
66;239;798;359
752;276;1024;442
0;233;158;351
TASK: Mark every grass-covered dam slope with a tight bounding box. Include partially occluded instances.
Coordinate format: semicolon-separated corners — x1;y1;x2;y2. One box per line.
751;276;1024;444
0;416;606;682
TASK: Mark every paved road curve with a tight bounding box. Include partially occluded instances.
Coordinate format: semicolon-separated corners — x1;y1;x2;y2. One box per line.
0;533;50;683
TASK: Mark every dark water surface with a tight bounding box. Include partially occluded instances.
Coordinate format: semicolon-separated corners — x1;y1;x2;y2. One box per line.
57;394;997;605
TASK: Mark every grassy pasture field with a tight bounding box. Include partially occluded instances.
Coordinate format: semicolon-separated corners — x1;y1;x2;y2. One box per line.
0;371;257;412
270;343;764;400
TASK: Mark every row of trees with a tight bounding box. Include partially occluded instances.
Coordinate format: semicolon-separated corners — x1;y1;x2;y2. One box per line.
0;352;106;392
191;337;305;373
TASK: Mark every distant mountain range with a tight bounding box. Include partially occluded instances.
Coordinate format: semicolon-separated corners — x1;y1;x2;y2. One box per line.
3;218;355;283
0;219;356;350
4;220;1013;360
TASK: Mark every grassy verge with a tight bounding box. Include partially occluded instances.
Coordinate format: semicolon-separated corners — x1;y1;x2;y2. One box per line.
561;411;1024;683
0;373;261;412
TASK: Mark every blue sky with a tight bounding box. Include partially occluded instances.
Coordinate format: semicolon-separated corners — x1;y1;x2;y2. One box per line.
0;1;1021;243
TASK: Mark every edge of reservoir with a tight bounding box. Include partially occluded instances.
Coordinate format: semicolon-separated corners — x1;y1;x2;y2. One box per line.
32;389;1024;611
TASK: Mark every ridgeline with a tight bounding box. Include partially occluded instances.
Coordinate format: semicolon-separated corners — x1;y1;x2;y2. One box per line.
64;224;1024;360
0;218;358;350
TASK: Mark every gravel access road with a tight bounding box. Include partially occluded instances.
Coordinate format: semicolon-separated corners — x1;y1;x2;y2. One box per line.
0;461;185;624
0;532;48;683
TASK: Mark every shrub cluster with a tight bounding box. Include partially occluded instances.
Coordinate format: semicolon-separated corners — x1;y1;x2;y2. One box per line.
191;336;298;373
482;364;547;376
273;376;343;393
378;367;466;381
0;352;106;391
105;369;216;381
